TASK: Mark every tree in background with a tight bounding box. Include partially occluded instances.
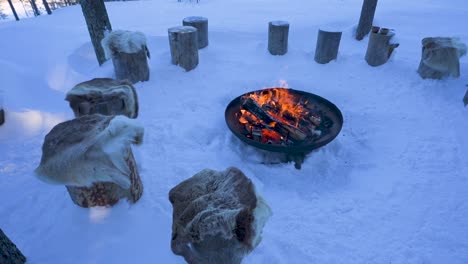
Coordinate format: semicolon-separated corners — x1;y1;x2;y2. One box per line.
7;0;20;20
43;0;52;14
29;0;41;16
80;0;112;65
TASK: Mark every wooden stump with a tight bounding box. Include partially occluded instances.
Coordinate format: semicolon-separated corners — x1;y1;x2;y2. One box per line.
268;21;289;55
314;29;342;64
0;109;4;126
168;26;199;71
66;149;143;208
365;27;399;66
183;16;209;49
0;228;26;264
356;0;378;40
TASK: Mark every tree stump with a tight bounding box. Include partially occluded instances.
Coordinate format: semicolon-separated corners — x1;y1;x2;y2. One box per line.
80;0;112;66
356;0;378;40
66;148;142;207
417;37;467;79
169;167;272;264
0;228;26;264
314;29;342;64
183;16;209;49
66;78;139;119
365;27;399;66
101;30;150;84
0;91;4;126
168;26;199;71
268;21;289;55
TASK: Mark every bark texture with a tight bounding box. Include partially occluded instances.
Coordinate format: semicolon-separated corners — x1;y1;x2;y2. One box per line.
183;16;209;49
0;228;26;264
112;49;149;83
268;21;289;55
168;26;199;71
356;0;378;40
314;29;342;64
365;27;399;66
80;0;112;65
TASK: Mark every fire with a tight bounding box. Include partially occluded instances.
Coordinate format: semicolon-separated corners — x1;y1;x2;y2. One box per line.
238;88;324;145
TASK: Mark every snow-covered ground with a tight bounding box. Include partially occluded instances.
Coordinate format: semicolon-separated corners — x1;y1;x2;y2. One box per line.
1;0;468;263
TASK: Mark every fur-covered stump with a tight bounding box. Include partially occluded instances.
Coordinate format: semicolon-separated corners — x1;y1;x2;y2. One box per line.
168;26;199;71
183;16;208;49
35;115;144;208
66;78;138;119
169;167;272;264
365;27;399;66
417;37;467;79
314;29;342;64
268;21;289;55
0;228;26;264
102;30;150;84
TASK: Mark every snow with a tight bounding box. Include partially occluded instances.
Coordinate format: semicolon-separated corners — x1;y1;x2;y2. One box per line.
102;30;147;59
0;0;468;263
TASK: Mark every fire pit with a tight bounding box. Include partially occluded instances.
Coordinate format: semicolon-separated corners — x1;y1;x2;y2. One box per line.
225;88;343;169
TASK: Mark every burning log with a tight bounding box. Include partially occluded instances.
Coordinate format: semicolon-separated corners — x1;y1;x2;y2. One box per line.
241;97;307;141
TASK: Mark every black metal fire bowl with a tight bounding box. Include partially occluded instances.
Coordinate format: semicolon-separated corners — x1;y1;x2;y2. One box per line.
225;88;343;169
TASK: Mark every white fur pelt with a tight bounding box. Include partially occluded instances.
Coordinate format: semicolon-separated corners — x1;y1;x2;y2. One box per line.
101;30;148;59
35;115;144;189
421;37;467;77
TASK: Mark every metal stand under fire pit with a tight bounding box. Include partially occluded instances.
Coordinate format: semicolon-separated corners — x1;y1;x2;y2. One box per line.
225;88;343;169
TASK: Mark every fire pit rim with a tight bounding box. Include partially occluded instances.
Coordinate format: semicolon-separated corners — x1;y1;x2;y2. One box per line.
225;87;344;154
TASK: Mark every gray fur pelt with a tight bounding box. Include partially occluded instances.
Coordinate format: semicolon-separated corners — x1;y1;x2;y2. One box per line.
169;167;272;264
35;114;144;189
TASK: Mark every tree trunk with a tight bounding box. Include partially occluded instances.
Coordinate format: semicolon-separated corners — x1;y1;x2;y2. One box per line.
80;0;112;65
268;21;289;55
168;26;199;71
314;29;342;64
7;0;20;21
30;0;41;16
112;49;150;83
464;88;468;107
365;27;399;66
0;229;26;264
356;0;378;40
43;0;52;15
183;16;209;49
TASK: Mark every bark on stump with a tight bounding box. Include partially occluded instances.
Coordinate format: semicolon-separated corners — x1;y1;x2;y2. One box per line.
417;37;467;79
66;149;142;207
183;16;209;49
268;21;289;55
356;0;378;40
314;29;342;64
0;228;26;264
365;27;399;66
80;0;112;66
102;30;150;84
168;26;199;71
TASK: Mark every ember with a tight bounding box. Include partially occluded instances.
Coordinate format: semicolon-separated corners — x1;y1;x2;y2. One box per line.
237;88;330;145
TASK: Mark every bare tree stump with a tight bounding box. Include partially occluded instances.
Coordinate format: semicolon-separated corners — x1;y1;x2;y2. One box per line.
168;26;199;71
365;27;399;66
80;0;112;65
0;228;26;264
417;37;467;79
314;29;342;64
66;78;139;118
356;0;378;40
102;30;150;84
183;16;209;49
268;21;289;55
66;149;143;207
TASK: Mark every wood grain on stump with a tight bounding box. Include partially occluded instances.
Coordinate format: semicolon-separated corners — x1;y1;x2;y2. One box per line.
168;26;199;71
365;27;399;66
314;29;342;64
183;16;208;49
268;21;289;55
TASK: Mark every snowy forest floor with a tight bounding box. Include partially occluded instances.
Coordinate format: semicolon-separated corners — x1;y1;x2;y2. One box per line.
1;0;468;263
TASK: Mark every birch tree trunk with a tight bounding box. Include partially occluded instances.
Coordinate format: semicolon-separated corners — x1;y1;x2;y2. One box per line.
356;0;378;40
80;0;112;65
